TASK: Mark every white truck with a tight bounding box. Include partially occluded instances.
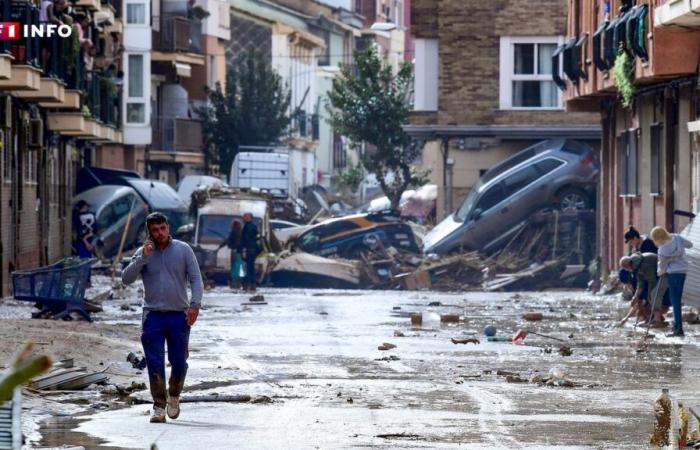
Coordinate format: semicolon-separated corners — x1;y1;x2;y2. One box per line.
230;149;317;200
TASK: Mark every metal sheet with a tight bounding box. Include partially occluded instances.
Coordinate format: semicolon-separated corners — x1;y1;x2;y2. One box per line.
680;220;700;309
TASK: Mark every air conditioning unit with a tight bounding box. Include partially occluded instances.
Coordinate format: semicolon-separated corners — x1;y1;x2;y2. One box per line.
28;118;43;148
0;96;11;129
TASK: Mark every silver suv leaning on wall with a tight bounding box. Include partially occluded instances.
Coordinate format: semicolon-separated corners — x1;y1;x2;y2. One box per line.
423;139;600;255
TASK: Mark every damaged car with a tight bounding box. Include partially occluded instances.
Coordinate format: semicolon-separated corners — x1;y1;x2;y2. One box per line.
423;139;599;255
294;212;420;258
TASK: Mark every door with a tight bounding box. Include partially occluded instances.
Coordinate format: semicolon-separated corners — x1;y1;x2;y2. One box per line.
461;182;506;249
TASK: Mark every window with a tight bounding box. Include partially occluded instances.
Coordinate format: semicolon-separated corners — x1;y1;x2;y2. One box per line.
534;158;565;174
501;166;541;198
97;204;115;231
24;150;37;184
128;55;143;97
650;123;663;195
475;183;505;213
619;129;639;196
126;54;147;124
127;104;145;123
126;2;147;25
500;37;564;109
321;221;361;238
414;39;438;111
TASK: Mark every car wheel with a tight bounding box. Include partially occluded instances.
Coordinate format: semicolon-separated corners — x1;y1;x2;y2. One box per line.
557;188;591;212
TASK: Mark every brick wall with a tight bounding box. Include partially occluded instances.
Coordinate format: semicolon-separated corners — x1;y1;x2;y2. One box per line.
411;0;598;127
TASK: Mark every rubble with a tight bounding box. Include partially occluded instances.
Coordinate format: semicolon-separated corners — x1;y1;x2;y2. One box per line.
377;343;397;351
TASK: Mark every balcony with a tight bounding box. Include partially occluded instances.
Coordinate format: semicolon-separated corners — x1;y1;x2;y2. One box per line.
152;117;203;153
564;0;700;110
291;111;320;141
152;16;204;65
655;0;700;27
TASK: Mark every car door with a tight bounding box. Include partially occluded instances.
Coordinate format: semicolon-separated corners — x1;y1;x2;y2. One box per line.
460;182;507;250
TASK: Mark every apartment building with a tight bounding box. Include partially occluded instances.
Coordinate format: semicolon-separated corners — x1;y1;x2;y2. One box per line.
0;0;125;296
406;0;601;220
564;0;700;274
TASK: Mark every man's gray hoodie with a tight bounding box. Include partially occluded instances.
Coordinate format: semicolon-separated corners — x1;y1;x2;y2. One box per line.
657;234;693;275
122;239;203;311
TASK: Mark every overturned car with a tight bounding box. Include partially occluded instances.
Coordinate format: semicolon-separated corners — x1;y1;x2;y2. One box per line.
292;212;421;259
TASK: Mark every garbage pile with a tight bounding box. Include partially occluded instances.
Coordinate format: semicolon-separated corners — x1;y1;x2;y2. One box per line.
267;207;595;292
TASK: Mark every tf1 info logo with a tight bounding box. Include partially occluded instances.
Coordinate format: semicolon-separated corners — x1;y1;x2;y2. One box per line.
0;22;73;40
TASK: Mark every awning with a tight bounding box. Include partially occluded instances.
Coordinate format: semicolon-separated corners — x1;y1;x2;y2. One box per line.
174;62;191;78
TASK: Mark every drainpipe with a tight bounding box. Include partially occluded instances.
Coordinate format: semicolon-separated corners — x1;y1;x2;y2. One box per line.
441;137;450;218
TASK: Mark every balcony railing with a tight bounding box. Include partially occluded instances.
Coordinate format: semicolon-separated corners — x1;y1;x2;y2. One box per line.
153;15;203;54
7;1;40;68
291;111;320;141
152;117;203;153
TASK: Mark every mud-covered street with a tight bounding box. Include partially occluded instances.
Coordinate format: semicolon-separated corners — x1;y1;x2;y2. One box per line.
13;281;695;449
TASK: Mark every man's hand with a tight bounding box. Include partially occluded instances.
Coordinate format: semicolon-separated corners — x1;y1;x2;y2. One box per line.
143;240;155;258
186;306;199;327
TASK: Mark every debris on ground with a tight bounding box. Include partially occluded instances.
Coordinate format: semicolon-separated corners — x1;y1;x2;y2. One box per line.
377;343;397;351
451;338;480;345
440;314;460;323
522;312;544;321
558;345;573;356
126;352;147;370
393;330;405;337
30;365;109;391
375;355;401;362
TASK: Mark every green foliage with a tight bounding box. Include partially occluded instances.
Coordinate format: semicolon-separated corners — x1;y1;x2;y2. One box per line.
338;162;364;192
613;44;636;109
326;47;424;209
198;52;291;175
0;343;52;404
63;30;79;75
81;105;91;118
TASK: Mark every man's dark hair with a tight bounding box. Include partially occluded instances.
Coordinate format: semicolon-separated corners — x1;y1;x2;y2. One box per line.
146;212;168;228
624;226;641;243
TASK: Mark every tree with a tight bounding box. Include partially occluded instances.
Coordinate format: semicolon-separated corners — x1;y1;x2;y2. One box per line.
327;46;427;209
199;52;291;175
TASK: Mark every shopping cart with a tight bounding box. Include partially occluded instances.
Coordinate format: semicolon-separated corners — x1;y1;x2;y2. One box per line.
11;258;94;322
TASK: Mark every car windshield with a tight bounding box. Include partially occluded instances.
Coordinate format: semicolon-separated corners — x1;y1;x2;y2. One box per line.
197;214;262;245
454;181;483;222
166;211;192;230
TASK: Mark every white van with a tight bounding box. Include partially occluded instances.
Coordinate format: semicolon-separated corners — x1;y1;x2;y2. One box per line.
193;196;270;279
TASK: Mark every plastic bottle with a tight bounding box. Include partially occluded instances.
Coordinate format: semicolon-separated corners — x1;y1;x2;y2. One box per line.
678;401;689;449
650;388;671;447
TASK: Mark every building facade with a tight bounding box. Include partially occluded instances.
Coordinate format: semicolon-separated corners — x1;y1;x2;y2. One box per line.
565;0;700;275
0;0;124;296
407;0;601;220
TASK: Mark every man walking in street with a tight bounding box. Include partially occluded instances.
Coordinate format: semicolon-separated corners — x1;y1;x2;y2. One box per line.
238;212;260;292
122;212;203;423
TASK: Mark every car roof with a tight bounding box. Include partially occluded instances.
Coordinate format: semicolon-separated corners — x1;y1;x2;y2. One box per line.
127;179;188;211
477;139;590;192
73;185;140;214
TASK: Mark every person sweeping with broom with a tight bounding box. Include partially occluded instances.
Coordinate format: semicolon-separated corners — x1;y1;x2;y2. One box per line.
651;226;692;337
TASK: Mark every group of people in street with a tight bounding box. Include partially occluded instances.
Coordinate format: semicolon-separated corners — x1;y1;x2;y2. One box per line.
219;213;262;292
618;225;692;337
